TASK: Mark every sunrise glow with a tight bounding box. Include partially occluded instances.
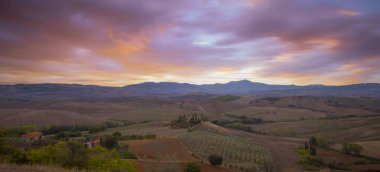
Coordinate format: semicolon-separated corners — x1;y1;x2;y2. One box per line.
0;0;379;86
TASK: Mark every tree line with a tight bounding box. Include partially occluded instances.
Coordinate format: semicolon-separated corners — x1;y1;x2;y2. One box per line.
0;129;136;171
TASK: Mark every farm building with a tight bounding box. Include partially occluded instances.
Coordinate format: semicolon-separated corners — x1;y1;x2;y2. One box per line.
85;137;107;148
85;140;101;148
21;131;43;141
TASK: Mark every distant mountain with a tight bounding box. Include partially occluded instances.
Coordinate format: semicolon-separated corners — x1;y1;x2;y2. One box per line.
122;80;298;96
0;84;121;99
0;80;379;99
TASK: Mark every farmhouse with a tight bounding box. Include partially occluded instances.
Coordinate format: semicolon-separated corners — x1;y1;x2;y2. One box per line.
85;136;107;148
21;131;43;141
85;140;101;148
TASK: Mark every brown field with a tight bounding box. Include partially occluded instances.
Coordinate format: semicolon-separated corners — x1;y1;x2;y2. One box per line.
121;138;194;160
98;121;187;138
354;141;380;159
121;138;233;172
317;148;380;171
2;96;380;171
0;98;219;125
3;96;378;127
228;106;326;121
134;161;233;172
253;116;380;143
250;96;380;117
0;109;104;126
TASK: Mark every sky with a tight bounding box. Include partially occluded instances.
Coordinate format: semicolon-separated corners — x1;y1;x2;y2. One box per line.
0;0;380;86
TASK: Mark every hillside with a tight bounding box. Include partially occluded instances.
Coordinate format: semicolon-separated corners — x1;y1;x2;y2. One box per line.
0;81;380;99
0;109;105;126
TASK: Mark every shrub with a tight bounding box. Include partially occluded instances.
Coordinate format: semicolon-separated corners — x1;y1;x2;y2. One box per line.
112;131;121;138
87;146;135;171
3;126;37;137
226;122;252;132
2;134;136;172
308;137;317;155
342;143;363;155
100;136;119;150
217;95;241;102
266;97;280;102
298;154;324;170
52;141;88;168
184;161;201;172
295;147;308;155
122;151;137;159
119;134;157;141
55;131;81;139
296;147;324;170
0;145;27;164
327;160;346;170
170;114;203;128
26;141;88;168
208;155;223;166
315;134;329;148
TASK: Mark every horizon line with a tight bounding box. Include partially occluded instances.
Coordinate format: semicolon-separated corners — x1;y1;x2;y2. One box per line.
1;79;379;87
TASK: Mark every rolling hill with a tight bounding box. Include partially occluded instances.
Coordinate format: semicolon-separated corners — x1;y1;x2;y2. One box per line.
0;80;379;99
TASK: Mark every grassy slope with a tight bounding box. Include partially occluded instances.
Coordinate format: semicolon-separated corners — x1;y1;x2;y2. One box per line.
317;148;380;171
0;98;204;126
227;106;326;121
253;116;380;143
250;96;380;117
97;121;187;138
0;109;105;126
331;141;380;159
229;96;380;143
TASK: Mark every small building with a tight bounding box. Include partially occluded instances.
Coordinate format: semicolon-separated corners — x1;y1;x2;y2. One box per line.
84;136;106;148
21;131;43;141
85;140;100;148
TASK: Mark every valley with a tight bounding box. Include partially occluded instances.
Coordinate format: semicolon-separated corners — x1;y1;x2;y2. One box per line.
1;90;380;171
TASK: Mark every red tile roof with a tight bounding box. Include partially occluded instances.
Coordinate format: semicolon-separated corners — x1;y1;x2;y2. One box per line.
21;131;42;139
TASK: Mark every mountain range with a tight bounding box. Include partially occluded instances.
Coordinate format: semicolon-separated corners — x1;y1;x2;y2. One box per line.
0;80;380;99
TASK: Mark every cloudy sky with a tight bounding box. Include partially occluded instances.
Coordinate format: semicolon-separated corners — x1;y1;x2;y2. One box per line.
1;0;380;86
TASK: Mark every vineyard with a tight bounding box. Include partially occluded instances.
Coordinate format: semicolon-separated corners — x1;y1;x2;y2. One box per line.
178;129;274;172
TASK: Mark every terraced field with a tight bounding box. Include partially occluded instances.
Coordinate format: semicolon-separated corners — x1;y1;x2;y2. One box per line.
178;128;274;171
